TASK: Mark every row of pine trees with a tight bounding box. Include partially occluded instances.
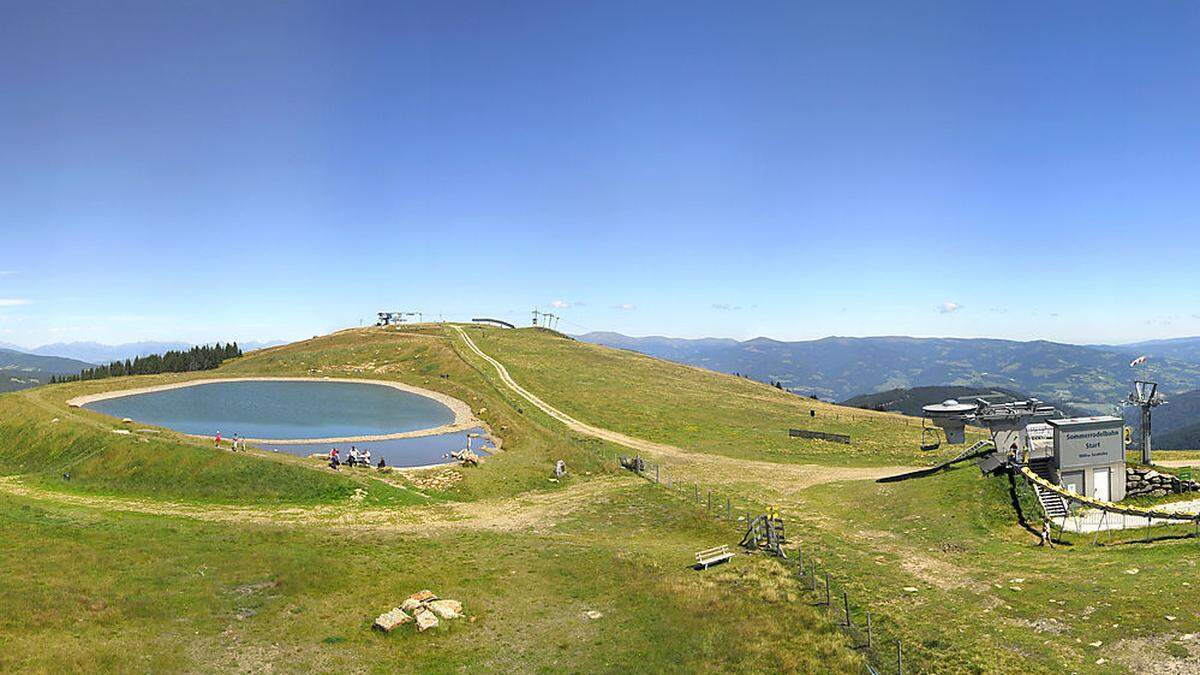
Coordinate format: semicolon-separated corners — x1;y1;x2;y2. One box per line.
50;343;243;384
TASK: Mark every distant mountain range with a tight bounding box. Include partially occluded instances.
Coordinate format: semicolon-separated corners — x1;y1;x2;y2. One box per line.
1093;336;1200;365
577;332;1200;414
0;348;94;393
0;339;286;365
0;340;285;393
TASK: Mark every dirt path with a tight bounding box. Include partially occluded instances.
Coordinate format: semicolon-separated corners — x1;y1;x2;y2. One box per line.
0;474;627;533
452;326;917;491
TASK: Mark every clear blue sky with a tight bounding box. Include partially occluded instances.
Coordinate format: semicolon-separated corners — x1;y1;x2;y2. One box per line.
4;1;1200;347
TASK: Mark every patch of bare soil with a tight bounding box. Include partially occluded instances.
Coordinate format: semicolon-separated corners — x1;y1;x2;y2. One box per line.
1109;634;1200;674
0;474;629;536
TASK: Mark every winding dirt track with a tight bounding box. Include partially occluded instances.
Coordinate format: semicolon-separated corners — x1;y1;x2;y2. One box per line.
0;328;914;523
452;326;917;492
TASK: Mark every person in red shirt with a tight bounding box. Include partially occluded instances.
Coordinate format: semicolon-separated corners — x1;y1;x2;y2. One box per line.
215;431;221;448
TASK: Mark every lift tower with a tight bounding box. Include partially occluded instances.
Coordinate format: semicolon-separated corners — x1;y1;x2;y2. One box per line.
1127;381;1164;464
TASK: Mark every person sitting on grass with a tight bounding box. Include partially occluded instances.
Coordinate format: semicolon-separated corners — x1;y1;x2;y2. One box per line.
363;449;372;466
377;456;386;469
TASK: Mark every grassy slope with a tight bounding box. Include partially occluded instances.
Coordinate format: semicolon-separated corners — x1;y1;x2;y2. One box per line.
467;326;1200;673
0;326;619;505
0;325;864;671
471;326;953;467
0;483;861;673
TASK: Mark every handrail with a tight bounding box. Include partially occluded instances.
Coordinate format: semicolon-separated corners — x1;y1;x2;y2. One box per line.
1018;465;1199;522
875;440;994;483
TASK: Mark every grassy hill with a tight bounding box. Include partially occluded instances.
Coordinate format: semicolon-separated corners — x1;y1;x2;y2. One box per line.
0;325;868;672
5;323;1200;672
0;347;93;393
471;327;939;467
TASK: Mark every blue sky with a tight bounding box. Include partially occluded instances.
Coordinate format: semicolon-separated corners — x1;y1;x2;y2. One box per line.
3;1;1200;347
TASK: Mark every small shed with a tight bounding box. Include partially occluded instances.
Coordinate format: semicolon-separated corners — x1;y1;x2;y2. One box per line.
1048;416;1126;502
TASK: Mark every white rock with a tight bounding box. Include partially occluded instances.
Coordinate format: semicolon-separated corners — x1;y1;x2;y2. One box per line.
1124;568;1139;575
428;599;463;620
585;610;603;620
902;587;919;593
414;608;439;632
373;608;412;632
401;598;423;614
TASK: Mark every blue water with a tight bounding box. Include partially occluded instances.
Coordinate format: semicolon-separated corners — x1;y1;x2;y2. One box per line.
84;380;455;440
260;427;494;468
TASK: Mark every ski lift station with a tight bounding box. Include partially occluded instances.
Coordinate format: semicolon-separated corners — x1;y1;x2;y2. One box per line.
922;398;1128;502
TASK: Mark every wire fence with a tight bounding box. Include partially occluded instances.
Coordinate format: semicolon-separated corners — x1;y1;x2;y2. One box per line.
630;459;911;675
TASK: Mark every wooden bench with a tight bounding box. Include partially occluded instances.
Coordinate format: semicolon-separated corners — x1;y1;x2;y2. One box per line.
695;545;734;570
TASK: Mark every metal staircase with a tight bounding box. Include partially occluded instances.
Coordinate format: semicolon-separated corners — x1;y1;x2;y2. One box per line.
1027;457;1068;518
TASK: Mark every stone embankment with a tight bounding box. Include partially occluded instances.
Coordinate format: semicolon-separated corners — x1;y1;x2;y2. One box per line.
1126;466;1200;498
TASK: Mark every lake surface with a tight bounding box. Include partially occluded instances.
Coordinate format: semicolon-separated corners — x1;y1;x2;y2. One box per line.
84;380;456;440
259;427;494;468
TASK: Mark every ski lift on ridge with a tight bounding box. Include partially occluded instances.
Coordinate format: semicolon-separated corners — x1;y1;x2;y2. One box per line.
919;418;942;452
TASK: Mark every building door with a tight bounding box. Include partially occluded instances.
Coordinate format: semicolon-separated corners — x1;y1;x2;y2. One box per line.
1062;471;1084;495
1093;468;1111;502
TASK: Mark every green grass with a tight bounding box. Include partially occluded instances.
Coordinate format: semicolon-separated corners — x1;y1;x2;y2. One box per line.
9;323;1198;672
0;483;861;673
0;392;418;506
469;326;971;467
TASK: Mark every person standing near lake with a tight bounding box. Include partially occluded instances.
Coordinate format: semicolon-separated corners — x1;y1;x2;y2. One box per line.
215;431;221;448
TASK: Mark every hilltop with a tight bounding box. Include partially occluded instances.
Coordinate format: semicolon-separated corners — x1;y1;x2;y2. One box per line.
3;324;1199;672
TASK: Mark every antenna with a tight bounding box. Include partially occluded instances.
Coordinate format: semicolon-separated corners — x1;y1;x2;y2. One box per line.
531;308;540;326
1126;380;1165;464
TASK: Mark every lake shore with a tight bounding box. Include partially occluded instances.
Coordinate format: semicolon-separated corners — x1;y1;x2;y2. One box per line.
67;376;481;444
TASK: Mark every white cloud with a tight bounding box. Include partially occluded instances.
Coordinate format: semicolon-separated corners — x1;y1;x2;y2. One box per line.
0;271;15;277
0;299;30;307
549;299;570;309
613;303;636;310
936;301;962;314
712;303;742;311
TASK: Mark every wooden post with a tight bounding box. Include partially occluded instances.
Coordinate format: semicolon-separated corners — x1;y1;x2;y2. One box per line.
797;543;803;573
866;611;873;649
726;496;731;520
843;590;850;626
707;491;712;511
694;484;699;503
655;464;659;483
824;573;831;606
897;640;903;674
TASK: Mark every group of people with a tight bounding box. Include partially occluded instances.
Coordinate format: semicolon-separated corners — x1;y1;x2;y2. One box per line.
214;431;246;451
328;446;386;471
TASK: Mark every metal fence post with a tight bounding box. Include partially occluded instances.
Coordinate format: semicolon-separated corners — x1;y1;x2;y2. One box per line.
866;611;872;649
707;491;712;511
726;496;731;520
655;464;659;483
797;543;803;574
897;640;903;674
843;590;850;626
824;573;831;606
